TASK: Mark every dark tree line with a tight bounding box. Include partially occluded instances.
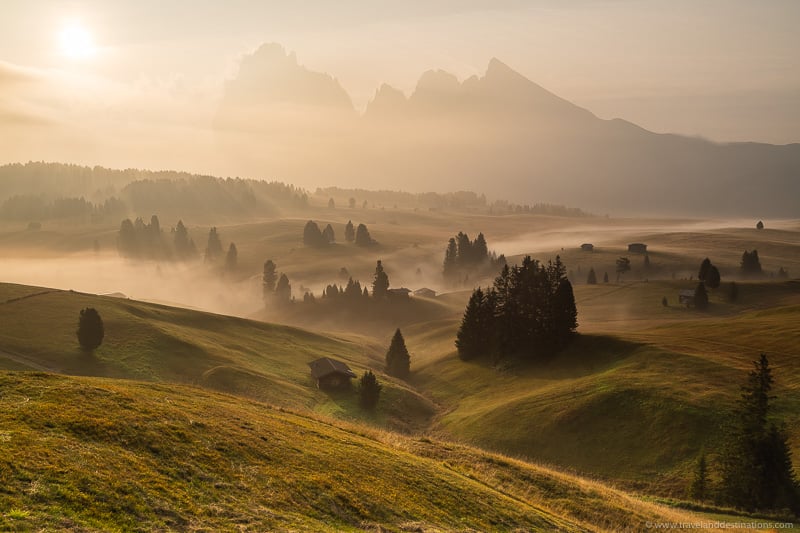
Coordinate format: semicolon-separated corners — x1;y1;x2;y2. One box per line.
118;216;202;260
443;231;505;284
456;256;578;362
303;220;374;247
0;162;309;222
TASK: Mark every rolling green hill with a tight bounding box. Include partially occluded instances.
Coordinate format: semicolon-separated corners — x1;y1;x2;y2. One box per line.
0;372;752;531
2;277;799;517
0;283;435;433
404;279;800;496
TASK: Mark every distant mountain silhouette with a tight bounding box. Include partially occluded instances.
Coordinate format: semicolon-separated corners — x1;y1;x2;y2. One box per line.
216;44;800;216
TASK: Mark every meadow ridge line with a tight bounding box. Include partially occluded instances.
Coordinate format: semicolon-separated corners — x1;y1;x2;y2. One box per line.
0;289;60;305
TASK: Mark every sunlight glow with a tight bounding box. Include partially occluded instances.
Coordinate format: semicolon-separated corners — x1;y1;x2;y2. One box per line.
58;22;95;60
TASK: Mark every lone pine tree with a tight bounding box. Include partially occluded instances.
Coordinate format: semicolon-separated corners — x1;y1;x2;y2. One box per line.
385;328;411;379
77;307;104;351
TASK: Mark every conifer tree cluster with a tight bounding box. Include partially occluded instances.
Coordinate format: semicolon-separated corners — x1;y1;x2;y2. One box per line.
456;256;578;361
741;249;762;276
262;259;292;306
119;215;197;260
698;257;721;289
304;220;373;247
303;221;328;247
442;231;505;284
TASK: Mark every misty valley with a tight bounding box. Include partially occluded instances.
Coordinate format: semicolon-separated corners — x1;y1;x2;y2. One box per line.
1;5;800;530
1;161;799;531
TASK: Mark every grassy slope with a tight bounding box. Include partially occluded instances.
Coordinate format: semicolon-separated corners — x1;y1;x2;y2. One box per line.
0;283;436;433
405;280;800;495
0;372;739;532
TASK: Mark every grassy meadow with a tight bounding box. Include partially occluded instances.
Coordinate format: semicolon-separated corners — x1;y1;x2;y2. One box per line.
1;200;799;529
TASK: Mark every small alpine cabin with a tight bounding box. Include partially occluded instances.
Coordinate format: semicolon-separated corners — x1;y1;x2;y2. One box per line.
308;357;357;389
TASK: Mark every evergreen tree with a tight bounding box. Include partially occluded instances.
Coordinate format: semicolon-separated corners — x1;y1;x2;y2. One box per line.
263;260;277;300
225;243;238;271
204;227;223;262
687;452;708;501
777;267;789;279
328;197;335;209
455;288;487;360
275;273;292;304
719;354;800;512
118;218;137;257
706;265;721;289
699;258;712;281
553;278;578;348
662;296;668;307
322;224;335;243
694;282;709;310
372;260;389;299
643;253;651;270
443;237;458;282
355;223;373;246
456;232;472;266
77;307;104;351
741;250;762;276
756;220;764;230
385;328;411;379
303;220;325;247
344;220;355;242
603;272;609;283
173;220;193;259
348;197;356;209
473;233;489;263
586;267;597;285
344;277;363;300
358;370;382;410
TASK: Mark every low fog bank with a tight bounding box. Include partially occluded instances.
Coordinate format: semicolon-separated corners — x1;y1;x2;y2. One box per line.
0;254;264;319
492;218;800;257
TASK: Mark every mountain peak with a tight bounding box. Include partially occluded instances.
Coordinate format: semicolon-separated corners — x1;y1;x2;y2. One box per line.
415;69;462;93
486;57;514;76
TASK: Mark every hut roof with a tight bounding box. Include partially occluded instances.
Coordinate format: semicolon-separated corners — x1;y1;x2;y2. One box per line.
308;357;357;380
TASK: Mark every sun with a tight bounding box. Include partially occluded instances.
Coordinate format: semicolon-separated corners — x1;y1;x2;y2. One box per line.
58;22;95;60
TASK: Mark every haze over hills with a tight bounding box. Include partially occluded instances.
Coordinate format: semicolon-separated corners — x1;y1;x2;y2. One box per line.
216;43;800;218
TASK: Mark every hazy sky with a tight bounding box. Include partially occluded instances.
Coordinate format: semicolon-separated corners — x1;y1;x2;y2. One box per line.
1;0;798;178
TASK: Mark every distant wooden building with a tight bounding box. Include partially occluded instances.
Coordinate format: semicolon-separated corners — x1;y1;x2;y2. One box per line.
413;288;437;298
678;290;695;307
580;243;594;252
388;288;412;299
308;357;357;389
628;243;648;254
